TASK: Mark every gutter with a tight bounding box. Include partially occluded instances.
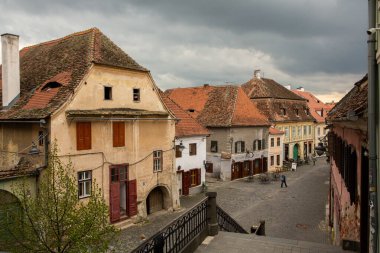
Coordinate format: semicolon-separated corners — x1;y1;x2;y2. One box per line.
368;0;378;252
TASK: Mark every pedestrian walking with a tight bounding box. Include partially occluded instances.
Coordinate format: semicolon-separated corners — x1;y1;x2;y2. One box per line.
281;174;287;188
312;153;317;166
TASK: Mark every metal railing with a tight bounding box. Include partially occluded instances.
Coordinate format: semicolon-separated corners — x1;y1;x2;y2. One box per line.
132;198;208;253
216;204;249;234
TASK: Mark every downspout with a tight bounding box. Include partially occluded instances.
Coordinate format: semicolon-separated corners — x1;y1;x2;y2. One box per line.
368;0;378;252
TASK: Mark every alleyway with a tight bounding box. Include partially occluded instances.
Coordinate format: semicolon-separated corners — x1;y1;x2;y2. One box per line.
112;158;332;252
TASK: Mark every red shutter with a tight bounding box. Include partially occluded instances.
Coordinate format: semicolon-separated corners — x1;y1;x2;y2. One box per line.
128;179;137;216
182;171;190;195
119;123;125;147
113;122;119;147
76;123;84;150
84;122;91;149
77;122;91;150
197;168;201;186
110;181;120;222
113;122;125;147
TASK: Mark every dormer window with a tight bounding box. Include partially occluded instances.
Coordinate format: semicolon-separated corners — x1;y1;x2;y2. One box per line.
281;108;286;115
104;86;112;100
294;109;299;116
188;109;195;113
41;81;62;91
133;88;140;102
305;108;310;115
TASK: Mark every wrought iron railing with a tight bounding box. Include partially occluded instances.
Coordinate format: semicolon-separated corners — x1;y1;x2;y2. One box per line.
216;204;249;234
132;198;208;253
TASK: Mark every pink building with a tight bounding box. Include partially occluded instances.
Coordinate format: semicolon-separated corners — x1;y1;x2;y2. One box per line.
327;75;368;251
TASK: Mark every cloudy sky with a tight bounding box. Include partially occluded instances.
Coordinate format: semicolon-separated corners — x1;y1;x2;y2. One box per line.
0;0;367;102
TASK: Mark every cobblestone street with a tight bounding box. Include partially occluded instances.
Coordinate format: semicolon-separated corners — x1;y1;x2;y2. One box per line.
112;157;332;252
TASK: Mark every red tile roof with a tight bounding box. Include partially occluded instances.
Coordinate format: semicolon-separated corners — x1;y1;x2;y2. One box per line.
0;28;147;120
291;89;329;123
165;85;270;128
269;127;284;135
328;75;367;121
159;91;209;137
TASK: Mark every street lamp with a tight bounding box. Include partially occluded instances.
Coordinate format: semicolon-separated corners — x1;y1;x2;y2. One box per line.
315;142;327;156
178;141;185;152
28;142;40;155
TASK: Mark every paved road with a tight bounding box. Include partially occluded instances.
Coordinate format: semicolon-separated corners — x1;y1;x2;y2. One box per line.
209;158;332;244
112;158;332;252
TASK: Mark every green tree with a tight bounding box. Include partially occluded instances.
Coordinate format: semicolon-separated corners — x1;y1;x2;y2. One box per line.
0;147;117;253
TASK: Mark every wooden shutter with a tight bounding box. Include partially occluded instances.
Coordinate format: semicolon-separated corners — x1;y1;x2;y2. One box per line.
197;168;201;186
128;179;137;216
182;171;190;195
113;122;125;147
242;142;245;152
110;181;120;222
77;122;91;150
235;142;238;153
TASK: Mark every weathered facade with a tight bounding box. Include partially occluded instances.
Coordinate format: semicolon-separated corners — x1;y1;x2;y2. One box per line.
242;71;315;161
327;75;368;251
268;127;284;172
166;85;270;181
0;28;179;224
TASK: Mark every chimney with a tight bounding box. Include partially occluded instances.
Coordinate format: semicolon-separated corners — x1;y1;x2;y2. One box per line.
1;33;20;108
253;69;261;79
297;86;305;91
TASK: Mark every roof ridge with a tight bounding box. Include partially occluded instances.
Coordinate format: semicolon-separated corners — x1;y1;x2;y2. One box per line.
230;86;239;126
21;27;99;51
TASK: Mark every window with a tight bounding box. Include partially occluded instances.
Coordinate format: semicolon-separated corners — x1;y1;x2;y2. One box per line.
113;122;125;147
190;169;201;186
133;88;140;102
153;150;162;172
205;163;213;173
303;126;307;136
270;156;274;166
235;141;245;153
277;155;280;165
104;86;112;100
295;109;299;116
257;140;262;150
262;139;266;149
271;138;274;147
317;127;321;136
175;145;182;158
284;127;289;137
323;128;327;135
277;137;281;146
298;127;301;137
210;141;218;152
308;125;312;135
78;171;92;198
189;143;197;156
281;108;286;115
292;127;296;138
76;122;91;150
305;108;310;115
38;131;44;146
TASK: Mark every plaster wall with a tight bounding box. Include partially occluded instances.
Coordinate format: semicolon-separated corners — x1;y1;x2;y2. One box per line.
268;134;284;171
50;65;179;219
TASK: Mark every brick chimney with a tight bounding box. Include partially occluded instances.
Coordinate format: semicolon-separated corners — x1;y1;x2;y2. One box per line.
1;33;20;108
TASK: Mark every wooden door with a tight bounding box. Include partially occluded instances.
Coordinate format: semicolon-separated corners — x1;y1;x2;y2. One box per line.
243;161;250;177
263;158;268;173
147;188;163;214
127;179;137;216
182;171;190;196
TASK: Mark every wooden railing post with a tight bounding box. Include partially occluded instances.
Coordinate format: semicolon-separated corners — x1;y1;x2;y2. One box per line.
206;192;218;236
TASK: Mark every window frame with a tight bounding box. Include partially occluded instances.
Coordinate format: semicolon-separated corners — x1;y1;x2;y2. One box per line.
235;141;245;153
78;171;92;199
210;141;218;153
189;143;197;156
270;155;274;166
175;145;182;158
271;138;274;147
76;122;91;150
277;137;281;146
104;86;112;100
133;88;140;102
276;155;280;165
113;122;125;147
153;150;163;172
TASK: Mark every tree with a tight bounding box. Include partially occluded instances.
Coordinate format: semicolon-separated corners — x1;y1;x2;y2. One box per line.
0;146;117;253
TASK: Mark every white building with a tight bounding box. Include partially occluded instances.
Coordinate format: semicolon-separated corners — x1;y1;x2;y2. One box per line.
268;127;284;171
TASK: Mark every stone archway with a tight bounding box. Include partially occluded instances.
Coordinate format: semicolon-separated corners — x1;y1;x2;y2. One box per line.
146;185;171;215
0;190;21;216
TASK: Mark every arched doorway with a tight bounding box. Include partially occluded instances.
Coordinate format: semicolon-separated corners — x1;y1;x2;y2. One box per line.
0;190;22;230
293;144;299;161
146;186;170;215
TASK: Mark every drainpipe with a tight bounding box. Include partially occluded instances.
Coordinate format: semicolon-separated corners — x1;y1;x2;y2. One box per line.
368;0;378;252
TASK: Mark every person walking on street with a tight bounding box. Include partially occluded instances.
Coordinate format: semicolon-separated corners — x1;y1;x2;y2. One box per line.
281;174;287;188
312;153;317;166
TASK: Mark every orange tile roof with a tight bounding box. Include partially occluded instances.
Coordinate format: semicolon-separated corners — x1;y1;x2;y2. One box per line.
292;89;329;123
166;85;270;127
159;91;209;137
269;127;284;135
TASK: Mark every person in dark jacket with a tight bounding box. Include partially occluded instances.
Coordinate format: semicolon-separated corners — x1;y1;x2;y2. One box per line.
281;174;287;188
